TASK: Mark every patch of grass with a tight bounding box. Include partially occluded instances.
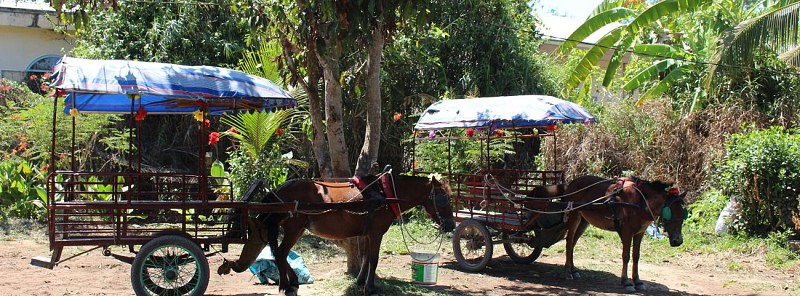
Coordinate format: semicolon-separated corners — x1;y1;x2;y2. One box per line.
726;260;743;271
383;211;450;256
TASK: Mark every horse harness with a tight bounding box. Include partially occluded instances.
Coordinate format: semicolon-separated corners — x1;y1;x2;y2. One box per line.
603;177;657;233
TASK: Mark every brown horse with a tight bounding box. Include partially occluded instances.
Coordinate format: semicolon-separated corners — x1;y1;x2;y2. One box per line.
218;174;455;296
561;175;686;292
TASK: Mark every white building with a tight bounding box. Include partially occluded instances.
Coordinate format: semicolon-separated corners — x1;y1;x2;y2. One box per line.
0;0;73;84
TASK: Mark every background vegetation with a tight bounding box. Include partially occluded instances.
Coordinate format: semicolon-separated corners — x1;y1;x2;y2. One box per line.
0;0;799;278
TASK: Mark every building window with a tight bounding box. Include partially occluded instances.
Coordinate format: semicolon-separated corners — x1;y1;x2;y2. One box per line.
24;55;61;94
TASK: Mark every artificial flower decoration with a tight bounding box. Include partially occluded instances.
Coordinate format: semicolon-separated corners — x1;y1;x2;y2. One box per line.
69;108;79;118
393;112;402;122
465;128;475;137
667;187;680;195
533;129;539;137
193;110;204;121
495;129;504;137
275;128;284;136
545;124;558;132
208;132;220;145
134;106;147;121
227;127;237;134
203;119;211;128
429;130;436;138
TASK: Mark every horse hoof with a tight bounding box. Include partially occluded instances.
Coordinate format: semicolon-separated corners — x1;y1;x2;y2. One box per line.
635;282;647;291
624;283;635;293
216;263;231;275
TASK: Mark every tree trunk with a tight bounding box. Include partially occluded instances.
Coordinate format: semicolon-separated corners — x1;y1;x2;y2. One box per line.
354;25;385;176
316;37;352;178
305;49;333;178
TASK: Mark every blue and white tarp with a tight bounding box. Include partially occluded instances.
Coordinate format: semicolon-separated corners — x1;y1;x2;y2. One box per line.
414;95;596;130
51;56;295;114
248;246;314;285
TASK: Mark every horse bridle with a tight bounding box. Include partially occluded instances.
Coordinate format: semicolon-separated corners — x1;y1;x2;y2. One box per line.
427;183;451;229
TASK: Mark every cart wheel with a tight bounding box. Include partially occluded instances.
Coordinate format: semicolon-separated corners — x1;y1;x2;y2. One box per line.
502;230;543;264
452;219;493;272
131;235;209;296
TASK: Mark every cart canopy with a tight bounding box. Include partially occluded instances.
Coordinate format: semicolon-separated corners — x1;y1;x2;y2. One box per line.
414;95;595;130
51;56;295;114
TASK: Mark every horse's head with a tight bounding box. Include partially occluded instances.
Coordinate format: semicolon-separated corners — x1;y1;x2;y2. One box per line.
660;188;686;247
423;175;455;233
645;180;686;247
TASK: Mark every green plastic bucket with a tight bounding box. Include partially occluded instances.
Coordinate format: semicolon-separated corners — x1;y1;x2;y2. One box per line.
410;250;439;285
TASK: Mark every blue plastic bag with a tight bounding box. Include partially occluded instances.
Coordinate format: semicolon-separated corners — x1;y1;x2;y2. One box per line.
248;246;314;285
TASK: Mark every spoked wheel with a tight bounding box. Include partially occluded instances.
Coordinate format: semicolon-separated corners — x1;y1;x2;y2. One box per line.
452;219;493;272
131;235;209;296
502;230;543;264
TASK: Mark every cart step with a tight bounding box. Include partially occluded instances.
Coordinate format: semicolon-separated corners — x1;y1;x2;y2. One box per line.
31;256;57;269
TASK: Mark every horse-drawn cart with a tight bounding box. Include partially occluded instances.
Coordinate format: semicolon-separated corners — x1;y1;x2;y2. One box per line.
30;57;299;295
411;95;596;272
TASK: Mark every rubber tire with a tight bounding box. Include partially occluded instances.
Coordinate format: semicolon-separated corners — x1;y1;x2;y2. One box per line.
452;219;493;272
502;230;543;264
131;235;209;296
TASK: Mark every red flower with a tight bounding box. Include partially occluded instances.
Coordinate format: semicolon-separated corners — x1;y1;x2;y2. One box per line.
227;127;237;134
495;129;504;137
546;124;558;132
275;128;284;136
393;112;402;122
465;128;475;137
135;106;147;121
208;132;220;145
40;164;50;172
203;119;211;128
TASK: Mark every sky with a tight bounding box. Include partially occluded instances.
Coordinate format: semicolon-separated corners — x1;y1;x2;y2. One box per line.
533;0;603;19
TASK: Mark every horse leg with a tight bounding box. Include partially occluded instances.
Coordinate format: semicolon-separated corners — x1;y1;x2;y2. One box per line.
569;219;590;279
276;224;305;296
632;233;647;291
619;231;634;292
563;213;584;279
355;237;369;285
363;236;383;296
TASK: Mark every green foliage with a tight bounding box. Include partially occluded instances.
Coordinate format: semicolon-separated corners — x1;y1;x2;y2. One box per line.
706;52;800;125
686;188;729;233
220;109;307;194
0;79;121;171
716;126;800;237
412;132;517;174
0;157;47;221
70;0;251;66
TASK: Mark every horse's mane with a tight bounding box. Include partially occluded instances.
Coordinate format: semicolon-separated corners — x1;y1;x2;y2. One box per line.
627;176;672;193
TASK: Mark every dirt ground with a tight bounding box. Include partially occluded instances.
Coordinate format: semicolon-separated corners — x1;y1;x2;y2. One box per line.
1;231;798;296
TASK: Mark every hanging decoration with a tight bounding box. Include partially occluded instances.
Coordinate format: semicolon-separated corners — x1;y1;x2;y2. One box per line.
465;128;475;137
135;105;147;121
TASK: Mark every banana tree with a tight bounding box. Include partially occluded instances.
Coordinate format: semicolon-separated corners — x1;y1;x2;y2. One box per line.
558;0;711;104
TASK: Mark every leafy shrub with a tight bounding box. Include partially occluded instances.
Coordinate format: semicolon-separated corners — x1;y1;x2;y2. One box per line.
716;126;800;237
0;157;47;221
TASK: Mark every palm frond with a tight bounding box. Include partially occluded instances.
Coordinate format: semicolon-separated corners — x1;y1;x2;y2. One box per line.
705;2;800;93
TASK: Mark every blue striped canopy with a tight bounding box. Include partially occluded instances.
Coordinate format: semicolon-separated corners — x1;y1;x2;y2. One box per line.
414;95;596;130
52;57;295;114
